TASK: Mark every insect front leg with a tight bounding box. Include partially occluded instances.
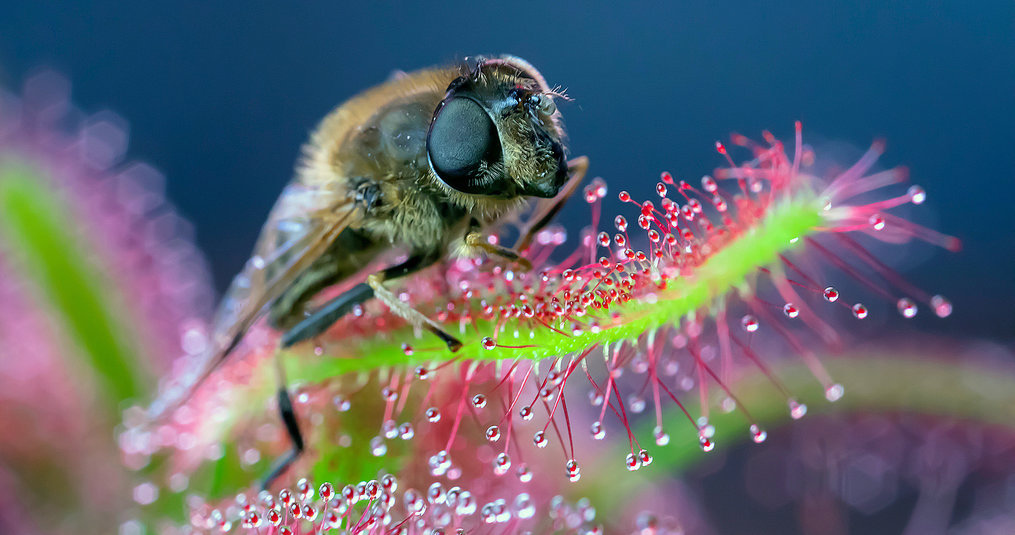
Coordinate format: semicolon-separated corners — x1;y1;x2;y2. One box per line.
513;156;589;252
465;229;533;272
464;156;589;270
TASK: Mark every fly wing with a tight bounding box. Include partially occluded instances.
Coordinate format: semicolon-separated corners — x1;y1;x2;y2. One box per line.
210;180;358;355
149;175;360;419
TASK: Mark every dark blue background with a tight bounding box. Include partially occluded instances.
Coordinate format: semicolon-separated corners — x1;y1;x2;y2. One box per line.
3;1;1012;344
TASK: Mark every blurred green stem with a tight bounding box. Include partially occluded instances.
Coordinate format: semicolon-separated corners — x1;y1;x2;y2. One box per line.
0;163;149;409
584;352;1015;510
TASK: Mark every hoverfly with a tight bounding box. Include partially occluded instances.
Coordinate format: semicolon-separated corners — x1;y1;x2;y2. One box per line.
154;55;588;487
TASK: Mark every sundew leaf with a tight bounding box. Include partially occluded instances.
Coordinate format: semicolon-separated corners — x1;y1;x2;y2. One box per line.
285;194;821;382
0;163;149;407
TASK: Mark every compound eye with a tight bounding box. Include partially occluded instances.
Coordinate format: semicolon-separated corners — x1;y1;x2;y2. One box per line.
427;97;501;193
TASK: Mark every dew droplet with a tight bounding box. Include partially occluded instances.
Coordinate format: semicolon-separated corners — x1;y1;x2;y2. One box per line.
653;425;670;446
324;511;341;529
404;488;426;514
414;365;429;379
514;493;536;519
639;449;653;466
656;182;667;197
852;303;868;319
614;215;628;232
741;314;759;332
241;511;261;529
897;297;918;318
565;459;581;482
908;185;926;204
533;431;548;448
701;175;718;193
319;482;334;501
426;407;441;422
485;425;501;442
931;295;952;318
472;394;487;408
628;395;646;413
370;436;387;456
519;405;534;420
342;484;356;504
625;452;641;471
493;452;511;475
383;419;398;439
825;383;845;402
783;303;799;318
823;286;839;302
516;464;533;483
699;435;715;452
481;337;496;350
298;478;315;501
333;395;351;412
788;399;808;419
399;422;415;440
868;213;886;230
750;424;767;443
428;450;452;476
279;488;293;506
428;482;446;504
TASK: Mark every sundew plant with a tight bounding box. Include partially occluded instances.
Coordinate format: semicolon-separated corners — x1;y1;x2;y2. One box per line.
2;71;1011;535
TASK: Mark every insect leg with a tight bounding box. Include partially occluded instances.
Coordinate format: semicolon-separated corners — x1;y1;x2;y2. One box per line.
514;156;589;251
260;373;304;490
279;282;373;349
465;230;533;271
280;250;462;351
366;270;463;352
262;252;457;488
464;157;589;269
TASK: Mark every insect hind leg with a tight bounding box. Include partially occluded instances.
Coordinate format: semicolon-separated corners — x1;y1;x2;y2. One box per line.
260;347;305;491
260;383;304;490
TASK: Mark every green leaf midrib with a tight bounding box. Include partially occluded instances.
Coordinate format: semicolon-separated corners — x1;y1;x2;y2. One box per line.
289;194;821;382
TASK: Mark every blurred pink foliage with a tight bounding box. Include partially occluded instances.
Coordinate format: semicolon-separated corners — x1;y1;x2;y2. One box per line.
0;70;214;534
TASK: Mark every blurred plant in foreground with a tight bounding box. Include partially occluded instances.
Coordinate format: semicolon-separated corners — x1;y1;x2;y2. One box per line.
2;70;1013;535
0;71;213;534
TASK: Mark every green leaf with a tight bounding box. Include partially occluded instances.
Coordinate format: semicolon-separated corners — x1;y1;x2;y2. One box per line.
0;162;150;408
